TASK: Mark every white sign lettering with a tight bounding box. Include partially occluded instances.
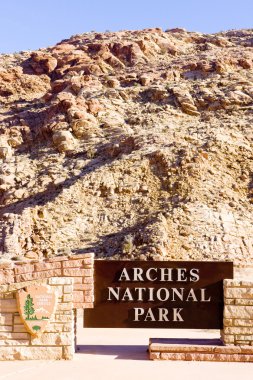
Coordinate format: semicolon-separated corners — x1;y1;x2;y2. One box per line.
106;266;211;323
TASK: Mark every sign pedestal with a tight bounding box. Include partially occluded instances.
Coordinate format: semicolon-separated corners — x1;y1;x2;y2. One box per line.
149;338;253;361
149;278;253;362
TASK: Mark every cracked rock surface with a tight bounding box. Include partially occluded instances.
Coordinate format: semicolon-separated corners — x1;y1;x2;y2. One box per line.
0;27;252;264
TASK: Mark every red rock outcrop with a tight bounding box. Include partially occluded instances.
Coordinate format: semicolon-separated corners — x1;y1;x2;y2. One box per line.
0;28;252;264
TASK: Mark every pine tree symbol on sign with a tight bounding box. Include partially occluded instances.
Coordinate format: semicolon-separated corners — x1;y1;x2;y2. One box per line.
17;285;57;337
24;294;35;320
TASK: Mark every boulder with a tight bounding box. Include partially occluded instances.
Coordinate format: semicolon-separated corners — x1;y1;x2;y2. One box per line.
52;131;76;153
71;112;100;139
30;52;57;74
0;137;12;159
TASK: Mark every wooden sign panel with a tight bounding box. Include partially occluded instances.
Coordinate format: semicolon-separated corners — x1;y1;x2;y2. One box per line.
84;261;233;329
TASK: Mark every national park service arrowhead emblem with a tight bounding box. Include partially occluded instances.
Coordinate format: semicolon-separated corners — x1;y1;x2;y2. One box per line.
17;285;57;337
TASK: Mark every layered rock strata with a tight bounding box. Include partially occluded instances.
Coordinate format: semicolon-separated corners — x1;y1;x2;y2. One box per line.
0;28;252;263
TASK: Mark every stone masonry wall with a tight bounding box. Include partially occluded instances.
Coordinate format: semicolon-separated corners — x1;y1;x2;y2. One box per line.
0;253;94;360
0;277;75;360
223;279;253;346
0;253;94;309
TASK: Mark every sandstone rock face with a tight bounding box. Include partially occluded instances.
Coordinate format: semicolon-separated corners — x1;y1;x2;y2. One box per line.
0;28;252;263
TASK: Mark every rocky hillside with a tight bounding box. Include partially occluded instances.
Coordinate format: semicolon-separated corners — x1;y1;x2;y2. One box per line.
0;27;252;264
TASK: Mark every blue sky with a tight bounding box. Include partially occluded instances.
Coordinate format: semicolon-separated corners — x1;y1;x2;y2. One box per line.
0;0;252;53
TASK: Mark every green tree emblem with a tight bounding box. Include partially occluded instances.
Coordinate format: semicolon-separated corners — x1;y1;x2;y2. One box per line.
32;325;41;332
24;294;35;320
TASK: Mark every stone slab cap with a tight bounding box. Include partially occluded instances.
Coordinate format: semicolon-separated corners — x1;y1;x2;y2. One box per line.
149;338;253;362
149;338;223;352
224;279;253;287
16;284;57;337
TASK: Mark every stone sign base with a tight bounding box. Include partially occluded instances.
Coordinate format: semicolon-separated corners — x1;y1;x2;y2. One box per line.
0;253;94;360
149;338;253;362
0;277;75;360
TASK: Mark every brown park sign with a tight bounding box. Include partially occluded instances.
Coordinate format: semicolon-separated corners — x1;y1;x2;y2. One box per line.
17;285;57;337
84;261;233;329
